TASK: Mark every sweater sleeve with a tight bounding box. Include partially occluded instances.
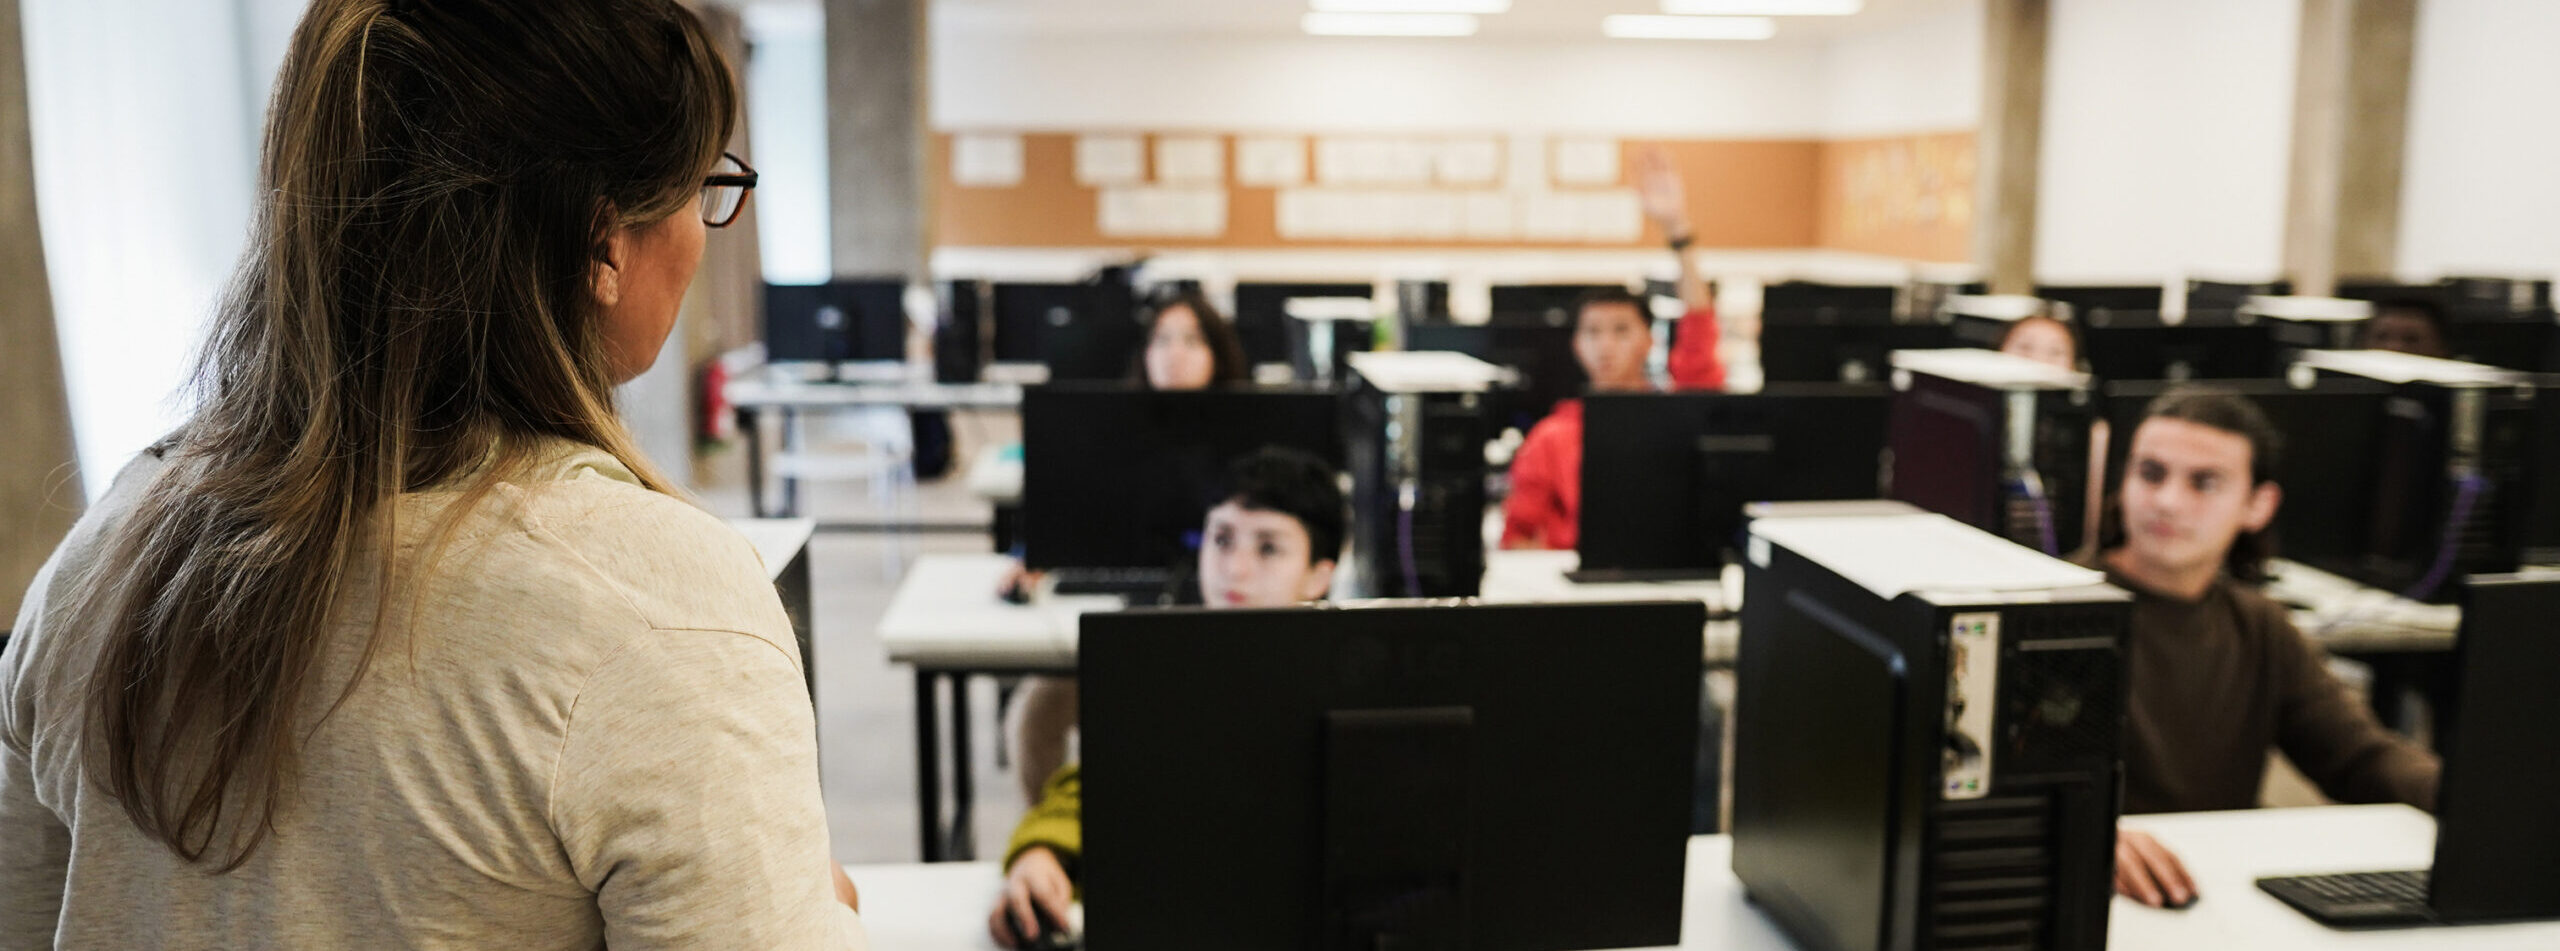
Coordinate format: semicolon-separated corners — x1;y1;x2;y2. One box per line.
550;629;866;950
1501;419;1571;550
1666;304;1726;391
1;545;71;951
2264;607;2443;811
1005;765;1084;875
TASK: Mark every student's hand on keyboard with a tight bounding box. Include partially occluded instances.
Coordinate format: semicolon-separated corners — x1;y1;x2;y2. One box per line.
2115;827;2197;909
991;846;1074;948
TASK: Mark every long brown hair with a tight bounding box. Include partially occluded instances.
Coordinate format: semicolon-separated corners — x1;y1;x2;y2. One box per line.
73;0;737;870
1132;289;1251;388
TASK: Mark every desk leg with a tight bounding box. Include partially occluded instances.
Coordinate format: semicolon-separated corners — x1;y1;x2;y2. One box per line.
741;406;767;518
780;407;802;518
915;668;944;862
951;673;977;861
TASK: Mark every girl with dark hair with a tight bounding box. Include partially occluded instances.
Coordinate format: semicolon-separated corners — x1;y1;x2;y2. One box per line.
2;1;864;946
1133;290;1250;389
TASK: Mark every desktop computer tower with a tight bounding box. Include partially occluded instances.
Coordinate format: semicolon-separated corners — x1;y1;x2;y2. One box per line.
2297;351;2544;599
934;279;988;383
1733;512;2132;951
1344;353;1497;599
1885;351;2098;557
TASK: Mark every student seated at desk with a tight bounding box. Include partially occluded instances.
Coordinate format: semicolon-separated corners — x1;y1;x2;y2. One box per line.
988;448;1345;947
2359;296;2452;359
2093;387;2440;909
995;290;1250;599
1499;150;1726;551
1999;312;2107;556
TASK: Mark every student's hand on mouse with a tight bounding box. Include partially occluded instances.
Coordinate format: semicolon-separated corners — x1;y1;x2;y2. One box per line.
989;846;1073;948
2114;827;2196;908
997;562;1042;603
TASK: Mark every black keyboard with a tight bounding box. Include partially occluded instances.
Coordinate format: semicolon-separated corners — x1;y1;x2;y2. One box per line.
1564;567;1719;584
1050;569;1171;599
2256;870;2438;928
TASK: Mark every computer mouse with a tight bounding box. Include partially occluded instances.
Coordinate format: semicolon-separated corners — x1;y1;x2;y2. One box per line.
1006;905;1081;950
2163;891;2198;911
999;579;1033;606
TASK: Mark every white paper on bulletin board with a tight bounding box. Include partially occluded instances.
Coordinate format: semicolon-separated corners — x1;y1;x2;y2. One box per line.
1437;139;1501;185
1505;135;1549;191
1316;138;1435;186
1097;187;1227;238
951;133;1024;187
1236;136;1307;186
1075;134;1146;186
1554;139;1622;186
1462;192;1519;240
1154;136;1225;184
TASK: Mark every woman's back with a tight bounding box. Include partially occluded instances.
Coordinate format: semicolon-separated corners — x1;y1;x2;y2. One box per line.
3;439;861;949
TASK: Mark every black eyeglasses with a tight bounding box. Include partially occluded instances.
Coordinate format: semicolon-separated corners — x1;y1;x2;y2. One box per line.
702;152;758;228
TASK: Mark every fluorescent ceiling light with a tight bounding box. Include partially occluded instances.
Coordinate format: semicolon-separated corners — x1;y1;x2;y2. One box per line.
1302;12;1481;36
1661;0;1863;14
1310;0;1512;13
1602;15;1778;40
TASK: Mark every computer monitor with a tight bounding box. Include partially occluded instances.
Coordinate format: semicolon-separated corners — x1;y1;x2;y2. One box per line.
993;279;1142;382
1734;512;2131;951
1234;282;1376;367
1488;283;1625;326
2035;284;2164;324
763;279;907;366
1575;386;1890;578
2256;571;2560;927
1403;317;1581;432
2078;309;2279;382
2185;279;2291;319
1759;282;1947;384
1019;386;1345;580
2100;378;2395;577
932;279;987;384
1079;600;1703;951
1886;350;2098;555
1396;279;1453;327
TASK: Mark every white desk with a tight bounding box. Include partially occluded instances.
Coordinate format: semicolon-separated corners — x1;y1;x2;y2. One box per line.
844;805;2559;950
2267;558;2460;654
878;550;1734;861
724;376;1023;519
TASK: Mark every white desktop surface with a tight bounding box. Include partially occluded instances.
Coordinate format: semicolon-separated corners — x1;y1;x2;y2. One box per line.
2266;558;2461;653
725;377;1024;410
725;517;816;582
843;805;2555;950
879;550;1733;670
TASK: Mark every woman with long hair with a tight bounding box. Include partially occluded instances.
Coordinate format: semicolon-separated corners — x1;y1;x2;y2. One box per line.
2;1;864;946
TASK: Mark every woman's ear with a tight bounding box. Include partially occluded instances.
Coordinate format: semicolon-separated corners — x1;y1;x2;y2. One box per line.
1298;559;1338;602
590;229;629;310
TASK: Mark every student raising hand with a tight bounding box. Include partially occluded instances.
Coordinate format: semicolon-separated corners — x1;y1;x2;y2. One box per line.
2115;827;2196;909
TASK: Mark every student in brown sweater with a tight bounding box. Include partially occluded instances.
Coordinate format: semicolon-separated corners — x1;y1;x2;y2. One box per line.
2097;388;2441;908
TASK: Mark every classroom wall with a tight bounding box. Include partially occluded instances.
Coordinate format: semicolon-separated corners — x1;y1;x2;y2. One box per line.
2395;0;2560;280
2033;0;2300;284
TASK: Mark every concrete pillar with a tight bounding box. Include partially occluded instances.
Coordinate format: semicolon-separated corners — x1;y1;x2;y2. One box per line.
2284;0;2417;295
1972;0;2049;295
0;0;83;620
824;0;929;281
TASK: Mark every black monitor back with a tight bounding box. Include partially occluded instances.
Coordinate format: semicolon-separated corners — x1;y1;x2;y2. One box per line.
1079;601;1702;951
2185;279;2291;319
1759;283;1942;384
1235;282;1375;366
764;279;907;363
1404;318;1582;432
2101;379;2393;575
1577;387;1889;574
1489;283;1623;327
2430;573;2560;922
1020;386;1344;572
2078;309;2278;382
932;280;987;383
994;280;1141;380
2035;284;2164;324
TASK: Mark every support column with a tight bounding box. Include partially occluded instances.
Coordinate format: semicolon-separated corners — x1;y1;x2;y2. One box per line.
2284;0;2417;295
824;0;930;282
1972;0;2049;295
0;0;83;621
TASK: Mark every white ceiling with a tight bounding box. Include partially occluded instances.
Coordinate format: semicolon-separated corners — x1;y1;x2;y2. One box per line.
735;0;1980;41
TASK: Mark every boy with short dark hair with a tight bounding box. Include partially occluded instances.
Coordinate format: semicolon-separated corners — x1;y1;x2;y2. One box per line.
988;447;1347;947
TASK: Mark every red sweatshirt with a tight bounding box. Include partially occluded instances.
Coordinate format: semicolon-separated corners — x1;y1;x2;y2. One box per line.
1501;305;1724;550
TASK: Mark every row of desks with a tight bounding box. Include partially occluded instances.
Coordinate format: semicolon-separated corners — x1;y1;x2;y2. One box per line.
876;549;2455;862
845;804;2558;949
